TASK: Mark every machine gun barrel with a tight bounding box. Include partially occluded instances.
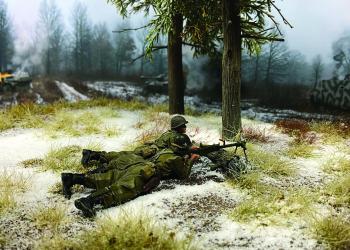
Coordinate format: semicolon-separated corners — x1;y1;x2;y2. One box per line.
189;141;247;156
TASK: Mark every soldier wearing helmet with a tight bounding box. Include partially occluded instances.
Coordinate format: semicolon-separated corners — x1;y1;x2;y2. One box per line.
61;115;200;217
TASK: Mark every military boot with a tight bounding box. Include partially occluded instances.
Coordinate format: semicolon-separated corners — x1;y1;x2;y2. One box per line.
81;149;92;167
61;173;86;199
81;149;107;168
74;197;96;218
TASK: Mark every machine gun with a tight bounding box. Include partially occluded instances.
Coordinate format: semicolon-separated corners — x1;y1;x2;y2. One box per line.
187;141;248;161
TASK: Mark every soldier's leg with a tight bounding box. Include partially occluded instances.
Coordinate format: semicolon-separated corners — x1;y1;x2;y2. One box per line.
61;173;86;199
61;169;121;199
74;162;158;217
81;150;134;168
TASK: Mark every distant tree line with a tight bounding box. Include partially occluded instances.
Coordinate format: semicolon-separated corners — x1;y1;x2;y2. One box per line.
1;0;350;114
0;0;167;79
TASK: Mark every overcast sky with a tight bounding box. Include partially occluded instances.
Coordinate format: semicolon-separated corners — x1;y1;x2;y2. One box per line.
5;0;350;62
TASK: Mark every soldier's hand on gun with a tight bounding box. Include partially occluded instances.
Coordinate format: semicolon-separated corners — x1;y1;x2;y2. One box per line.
191;145;200;150
190;153;200;162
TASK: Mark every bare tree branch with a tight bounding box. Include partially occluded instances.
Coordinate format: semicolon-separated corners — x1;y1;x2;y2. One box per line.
242;34;285;42
182;42;202;48
113;24;150;33
270;1;294;28
130;45;167;63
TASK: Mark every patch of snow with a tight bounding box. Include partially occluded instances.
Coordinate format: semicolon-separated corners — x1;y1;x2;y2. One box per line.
86;81;142;100
55;81;89;102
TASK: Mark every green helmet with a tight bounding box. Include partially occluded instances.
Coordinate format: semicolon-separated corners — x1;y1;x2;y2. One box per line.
171;115;188;129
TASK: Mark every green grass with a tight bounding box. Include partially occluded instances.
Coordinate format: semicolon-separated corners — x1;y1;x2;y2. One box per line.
0;170;30;215
31;204;68;231
42;143;101;172
36;212;195;250
285;142;316;158
311;215;350;250
245;144;295;177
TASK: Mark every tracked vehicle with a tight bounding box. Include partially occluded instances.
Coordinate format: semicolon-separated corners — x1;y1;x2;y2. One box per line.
0;71;32;92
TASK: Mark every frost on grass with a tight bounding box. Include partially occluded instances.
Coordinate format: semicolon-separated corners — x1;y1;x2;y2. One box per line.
0;169;30;215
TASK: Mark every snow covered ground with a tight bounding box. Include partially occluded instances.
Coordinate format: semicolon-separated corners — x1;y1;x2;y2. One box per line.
0;107;348;249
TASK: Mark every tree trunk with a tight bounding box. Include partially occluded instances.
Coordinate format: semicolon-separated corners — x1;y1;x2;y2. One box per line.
254;54;259;85
222;0;242;139
168;13;184;114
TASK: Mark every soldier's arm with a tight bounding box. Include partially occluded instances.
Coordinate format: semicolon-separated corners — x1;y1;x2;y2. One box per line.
172;155;197;179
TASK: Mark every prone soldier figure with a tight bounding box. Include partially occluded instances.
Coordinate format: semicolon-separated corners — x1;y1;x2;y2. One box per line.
61;115;200;217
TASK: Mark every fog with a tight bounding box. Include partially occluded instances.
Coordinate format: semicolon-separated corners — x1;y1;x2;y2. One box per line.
5;0;350;63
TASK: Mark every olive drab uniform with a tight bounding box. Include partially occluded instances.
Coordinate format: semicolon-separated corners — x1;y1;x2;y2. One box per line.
83;129;192;170
78;128;194;208
82;154;156;207
80;147;194;208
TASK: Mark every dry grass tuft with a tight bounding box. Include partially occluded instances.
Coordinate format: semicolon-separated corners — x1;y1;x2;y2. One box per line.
75;212;195;250
0;231;6;248
42;145;83;172
36;212;195;250
41;143;102;173
324;174;350;207
135;112;170;144
242;125;271;143
275;119;310;136
35;235;74;250
0;170;30;215
31;204;68;231
20;158;43;168
311;120;350;144
322;156;350;175
285;142;316;159
311;214;350;250
0;98;148;132
275;119;319;144
48;181;85;195
247;144;296;177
